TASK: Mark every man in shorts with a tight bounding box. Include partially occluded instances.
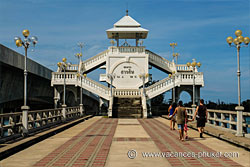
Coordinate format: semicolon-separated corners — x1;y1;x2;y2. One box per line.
172;101;187;141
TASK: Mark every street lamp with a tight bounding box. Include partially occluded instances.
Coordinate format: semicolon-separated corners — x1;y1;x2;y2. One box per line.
107;73;115;117
57;58;71;120
76;73;87;116
139;73;149;96
226;30;249;136
107;73;116;97
169;71;176;103
187;59;201;108
170;42;178;63
172;53;180;64
75;42;84;65
14;29;38;134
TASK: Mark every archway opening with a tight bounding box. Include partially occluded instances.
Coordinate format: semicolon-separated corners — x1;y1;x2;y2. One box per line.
179;91;192;107
59;90;77;107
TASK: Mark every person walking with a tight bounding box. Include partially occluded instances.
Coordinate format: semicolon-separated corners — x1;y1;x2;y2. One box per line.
192;99;208;138
172;101;187;141
168;102;177;130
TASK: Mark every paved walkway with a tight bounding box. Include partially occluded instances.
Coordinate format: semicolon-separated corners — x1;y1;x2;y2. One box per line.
0;117;249;167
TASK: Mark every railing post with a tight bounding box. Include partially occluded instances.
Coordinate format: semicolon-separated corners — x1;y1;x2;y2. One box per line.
229;114;233;130
21;106;29;135
235;106;244;136
221;113;225;128
80;104;84;116
108;96;113;118
214;112;217;126
62;104;67;121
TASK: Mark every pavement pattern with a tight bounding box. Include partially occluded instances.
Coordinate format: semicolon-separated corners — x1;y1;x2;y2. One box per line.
33;118;118;167
139;119;242;167
1;117;248;167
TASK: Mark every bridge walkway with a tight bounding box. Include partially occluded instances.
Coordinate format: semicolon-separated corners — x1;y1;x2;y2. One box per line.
0;117;248;167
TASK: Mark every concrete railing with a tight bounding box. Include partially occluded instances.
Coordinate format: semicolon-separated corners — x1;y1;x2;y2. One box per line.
67;64;78;71
146;72;204;99
186;108;250;136
52;72;110;100
114;89;141;97
81;49;109;72
51;72;77;85
109;46;145;53
0;107;83;141
146;50;174;73
176;65;192;71
76;75;110;100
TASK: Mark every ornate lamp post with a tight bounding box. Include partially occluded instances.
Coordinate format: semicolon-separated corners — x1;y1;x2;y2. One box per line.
139;73;149;96
172;53;180;64
76;73;87;116
14;30;38;134
57;58;70;120
75;42;84;65
226;30;249;136
107;73;116;97
107;73;115;117
170;42;178;63
187;59;201;108
169;71;176;103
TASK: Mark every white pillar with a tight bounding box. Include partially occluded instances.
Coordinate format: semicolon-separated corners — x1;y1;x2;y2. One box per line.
108;96;113;117
235;106;244;136
62;104;67;121
21;106;29;134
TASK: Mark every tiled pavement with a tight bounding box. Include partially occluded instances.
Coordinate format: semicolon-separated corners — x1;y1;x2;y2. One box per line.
33;118;118;167
139;119;242;167
1;117;247;167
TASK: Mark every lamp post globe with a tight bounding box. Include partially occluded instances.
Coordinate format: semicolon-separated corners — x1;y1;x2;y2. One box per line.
244;37;250;45
235;30;242;37
226;36;233;45
22;29;30;37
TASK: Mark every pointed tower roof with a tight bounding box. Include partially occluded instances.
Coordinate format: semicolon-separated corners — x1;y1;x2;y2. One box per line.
106;12;148;39
114;15;141;27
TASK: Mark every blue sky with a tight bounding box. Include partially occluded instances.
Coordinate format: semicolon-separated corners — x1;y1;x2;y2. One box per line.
0;0;249;104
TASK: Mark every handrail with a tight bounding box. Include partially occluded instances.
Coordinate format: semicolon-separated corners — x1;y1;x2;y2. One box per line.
176;64;192;71
76;75;110;100
0;107;83;140
81;49;109;69
146;50;173;69
186;108;250;135
114;89;141;97
145;72;204;99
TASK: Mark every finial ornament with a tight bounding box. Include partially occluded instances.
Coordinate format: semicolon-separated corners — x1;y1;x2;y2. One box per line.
126;9;128;16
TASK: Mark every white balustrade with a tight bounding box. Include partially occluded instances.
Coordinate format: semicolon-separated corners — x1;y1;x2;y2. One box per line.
76;75;110;100
186;108;250;135
0;107;82;140
67;64;78;71
146;50;173;72
146;73;204;99
176;65;192;71
81;50;109;72
114;89;141;97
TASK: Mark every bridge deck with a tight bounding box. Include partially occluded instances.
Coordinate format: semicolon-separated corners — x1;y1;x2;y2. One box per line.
0;117;248;167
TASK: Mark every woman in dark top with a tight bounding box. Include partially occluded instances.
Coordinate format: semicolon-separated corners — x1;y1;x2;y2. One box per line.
192;99;208;138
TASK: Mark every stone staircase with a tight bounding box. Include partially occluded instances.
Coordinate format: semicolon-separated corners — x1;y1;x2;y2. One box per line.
112;97;142;118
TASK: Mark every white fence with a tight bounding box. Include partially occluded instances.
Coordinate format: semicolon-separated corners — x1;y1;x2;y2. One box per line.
114;89;141;97
186;108;250;135
0;107;83;141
